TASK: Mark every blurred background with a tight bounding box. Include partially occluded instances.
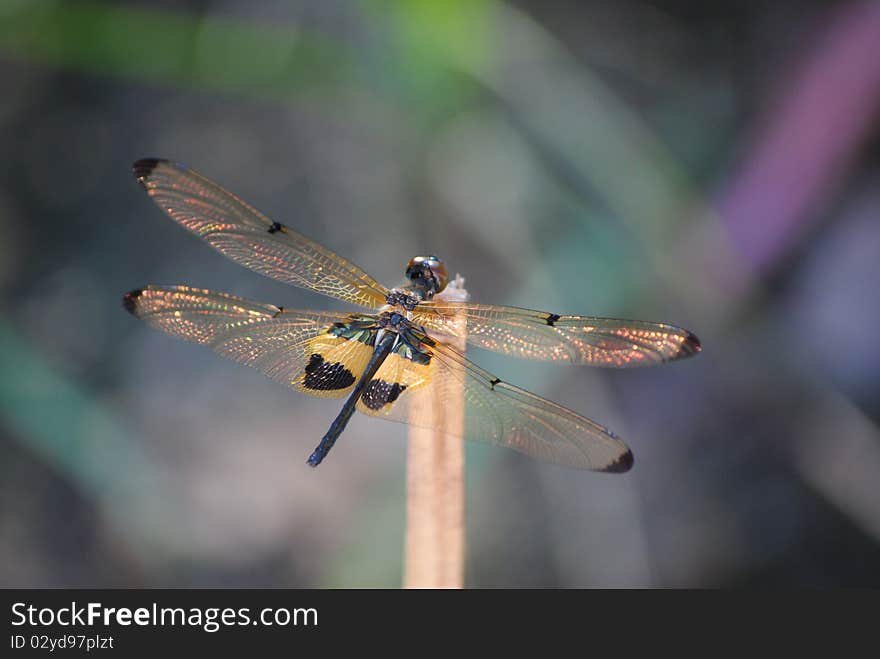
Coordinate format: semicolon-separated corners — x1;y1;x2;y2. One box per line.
1;0;879;588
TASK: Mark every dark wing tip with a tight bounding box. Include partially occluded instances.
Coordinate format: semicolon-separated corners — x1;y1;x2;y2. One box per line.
678;330;702;358
132;158;167;181
122;288;144;316
602;448;634;473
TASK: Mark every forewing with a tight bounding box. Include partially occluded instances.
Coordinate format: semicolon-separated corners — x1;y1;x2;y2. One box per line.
356;334;633;472
123;285;371;397
412;302;700;367
133;159;389;309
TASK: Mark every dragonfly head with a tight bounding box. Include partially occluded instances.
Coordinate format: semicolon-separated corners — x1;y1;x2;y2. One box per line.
405;255;448;299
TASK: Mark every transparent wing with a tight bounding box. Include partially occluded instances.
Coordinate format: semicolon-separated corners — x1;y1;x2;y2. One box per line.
357;335;633;472
133;159;389;309
123;285;371;396
412;302;700;367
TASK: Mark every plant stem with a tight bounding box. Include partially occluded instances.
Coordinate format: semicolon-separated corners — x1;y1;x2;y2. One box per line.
403;281;467;588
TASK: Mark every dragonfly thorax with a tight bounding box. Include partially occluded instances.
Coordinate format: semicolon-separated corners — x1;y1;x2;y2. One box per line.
385;290;421;310
377;310;409;331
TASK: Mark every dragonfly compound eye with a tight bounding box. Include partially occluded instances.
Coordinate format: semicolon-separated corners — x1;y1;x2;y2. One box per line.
406;255;448;296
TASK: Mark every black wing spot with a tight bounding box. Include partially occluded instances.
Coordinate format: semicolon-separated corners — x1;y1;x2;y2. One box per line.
546;313;561;327
132;158;166;181
303;353;356;391
677;331;702;358
268;221;285;234
272;306;285;318
489;377;501;390
361;380;407;411
602;449;634;474
122;289;143;315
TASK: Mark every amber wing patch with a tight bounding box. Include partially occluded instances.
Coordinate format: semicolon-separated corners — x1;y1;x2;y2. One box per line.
296;333;374;398
356;351;433;416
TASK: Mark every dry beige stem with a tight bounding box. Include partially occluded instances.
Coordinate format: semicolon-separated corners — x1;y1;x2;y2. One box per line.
404;277;467;589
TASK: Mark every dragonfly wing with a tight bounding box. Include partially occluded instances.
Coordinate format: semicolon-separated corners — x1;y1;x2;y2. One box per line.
133;159;389;309
355;333;633;472
412;303;700;367
123;285;376;397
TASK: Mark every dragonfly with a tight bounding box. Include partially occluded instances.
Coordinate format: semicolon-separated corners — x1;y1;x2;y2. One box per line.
123;159;701;472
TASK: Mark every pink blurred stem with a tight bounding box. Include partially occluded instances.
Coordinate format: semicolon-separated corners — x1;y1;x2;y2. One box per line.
718;1;880;275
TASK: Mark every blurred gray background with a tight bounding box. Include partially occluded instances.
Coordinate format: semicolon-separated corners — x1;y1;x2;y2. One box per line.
1;0;879;587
